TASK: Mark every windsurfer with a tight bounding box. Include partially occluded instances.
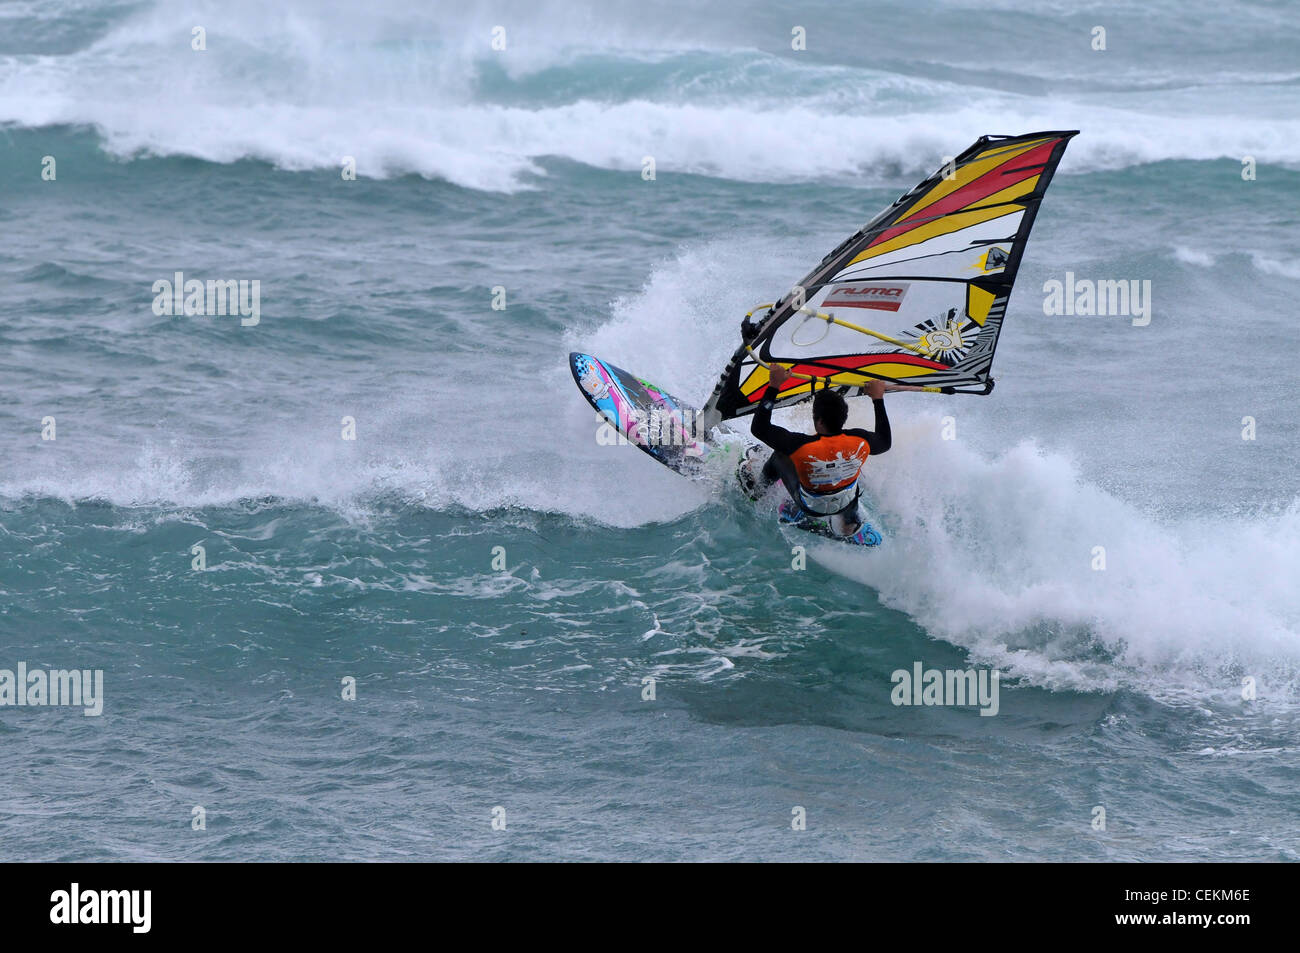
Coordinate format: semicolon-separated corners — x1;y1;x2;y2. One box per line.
745;364;890;543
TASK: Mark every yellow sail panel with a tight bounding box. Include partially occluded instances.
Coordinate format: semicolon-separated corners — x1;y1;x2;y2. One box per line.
739;364;771;395
849;203;1021;265
829;362;940;382
896;138;1051;223
967;285;997;326
743;378;813;400
851;172;1045;266
740;360;941;403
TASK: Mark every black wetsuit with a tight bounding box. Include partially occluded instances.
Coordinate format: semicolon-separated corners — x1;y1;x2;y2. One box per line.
751;386;892;515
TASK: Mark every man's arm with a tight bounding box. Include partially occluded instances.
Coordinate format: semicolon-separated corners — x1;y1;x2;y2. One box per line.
844;400;891;454
845;379;891;454
750;365;807;456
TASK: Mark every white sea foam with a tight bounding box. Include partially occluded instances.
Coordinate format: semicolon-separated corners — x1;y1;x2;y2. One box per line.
2;0;1299;190
815;425;1300;701
1173;246;1214;267
1249;255;1300;280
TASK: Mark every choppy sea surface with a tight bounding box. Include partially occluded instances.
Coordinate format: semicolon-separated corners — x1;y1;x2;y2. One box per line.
1;0;1298;860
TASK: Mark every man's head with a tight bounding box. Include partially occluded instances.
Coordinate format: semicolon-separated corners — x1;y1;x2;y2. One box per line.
812;389;848;433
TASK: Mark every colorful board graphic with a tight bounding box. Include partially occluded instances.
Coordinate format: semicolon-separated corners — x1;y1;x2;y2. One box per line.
569;352;710;476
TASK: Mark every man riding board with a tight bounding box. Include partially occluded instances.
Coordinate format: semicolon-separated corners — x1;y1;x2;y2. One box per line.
743;364;889;545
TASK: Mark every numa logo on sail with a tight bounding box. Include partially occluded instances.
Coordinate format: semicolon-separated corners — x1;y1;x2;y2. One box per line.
823;283;910;312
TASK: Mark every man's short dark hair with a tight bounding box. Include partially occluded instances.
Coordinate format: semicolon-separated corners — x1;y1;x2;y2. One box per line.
812;389;848;432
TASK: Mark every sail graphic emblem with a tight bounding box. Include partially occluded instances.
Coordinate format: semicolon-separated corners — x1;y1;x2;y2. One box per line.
983;246;1010;271
907;308;973;364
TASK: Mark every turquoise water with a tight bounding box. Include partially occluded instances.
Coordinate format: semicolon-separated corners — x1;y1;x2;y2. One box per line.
1;0;1298;861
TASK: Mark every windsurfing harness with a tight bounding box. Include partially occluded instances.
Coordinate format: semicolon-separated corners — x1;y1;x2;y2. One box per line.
700;131;1078;432
751;387;891;516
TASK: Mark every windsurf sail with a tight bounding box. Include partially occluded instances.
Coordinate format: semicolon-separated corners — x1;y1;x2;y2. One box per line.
700;131;1077;429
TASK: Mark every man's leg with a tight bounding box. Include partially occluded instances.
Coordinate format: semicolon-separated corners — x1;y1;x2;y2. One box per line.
763;452;806;513
829;491;863;536
829;508;862;537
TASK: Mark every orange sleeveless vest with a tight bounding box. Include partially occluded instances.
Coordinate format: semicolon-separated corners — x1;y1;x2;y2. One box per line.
790;434;870;494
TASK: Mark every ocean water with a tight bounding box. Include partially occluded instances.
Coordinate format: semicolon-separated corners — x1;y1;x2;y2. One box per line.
1;0;1298;861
